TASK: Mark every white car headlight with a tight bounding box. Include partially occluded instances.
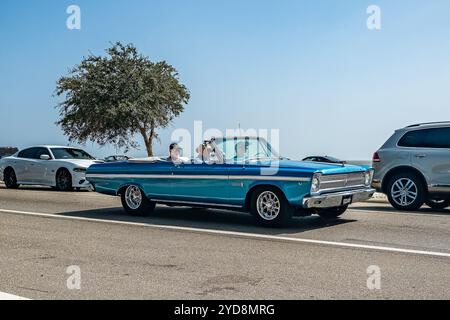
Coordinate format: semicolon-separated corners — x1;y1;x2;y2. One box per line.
73;167;87;173
311;174;321;193
364;170;374;186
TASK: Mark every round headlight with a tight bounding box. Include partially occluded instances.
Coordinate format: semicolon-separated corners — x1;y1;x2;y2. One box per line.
311;175;320;193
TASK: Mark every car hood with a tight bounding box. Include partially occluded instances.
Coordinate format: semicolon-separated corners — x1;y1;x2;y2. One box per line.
254;159;369;175
55;159;103;168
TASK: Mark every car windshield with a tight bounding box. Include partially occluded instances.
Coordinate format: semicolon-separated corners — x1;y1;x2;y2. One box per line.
214;137;279;163
51;148;95;160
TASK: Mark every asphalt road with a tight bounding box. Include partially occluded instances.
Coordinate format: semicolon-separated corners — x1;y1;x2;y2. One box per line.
1;184;450;300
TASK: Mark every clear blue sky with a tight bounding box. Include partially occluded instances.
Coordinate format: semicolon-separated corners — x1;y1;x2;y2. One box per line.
1;0;449;160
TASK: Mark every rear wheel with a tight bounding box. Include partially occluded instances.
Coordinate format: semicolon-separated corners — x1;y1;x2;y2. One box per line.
386;172;425;211
250;187;293;227
56;168;73;191
425;198;450;210
121;185;155;216
4;168;19;189
317;205;348;219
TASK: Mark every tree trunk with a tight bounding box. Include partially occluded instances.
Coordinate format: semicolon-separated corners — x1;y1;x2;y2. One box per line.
140;127;155;157
145;138;153;157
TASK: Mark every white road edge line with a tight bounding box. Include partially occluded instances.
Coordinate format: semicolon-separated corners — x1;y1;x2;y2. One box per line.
1;208;450;258
0;291;30;300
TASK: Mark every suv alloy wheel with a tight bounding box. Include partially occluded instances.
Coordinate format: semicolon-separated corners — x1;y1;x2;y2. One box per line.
386;172;426;211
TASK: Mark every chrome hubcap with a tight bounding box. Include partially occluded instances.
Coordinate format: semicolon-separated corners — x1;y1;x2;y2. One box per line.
256;191;281;221
391;178;418;206
125;185;142;210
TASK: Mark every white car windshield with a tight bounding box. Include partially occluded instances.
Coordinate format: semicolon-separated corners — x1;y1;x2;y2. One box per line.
51;148;95;160
214;137;279;163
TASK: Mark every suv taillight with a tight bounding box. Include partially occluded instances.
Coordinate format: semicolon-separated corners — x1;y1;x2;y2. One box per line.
372;152;381;163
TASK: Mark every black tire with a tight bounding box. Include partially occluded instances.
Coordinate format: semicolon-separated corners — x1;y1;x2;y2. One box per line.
55;168;73;191
317;205;348;219
3;168;19;189
120;185;155;216
250;187;293;227
425;198;450;210
386;172;426;211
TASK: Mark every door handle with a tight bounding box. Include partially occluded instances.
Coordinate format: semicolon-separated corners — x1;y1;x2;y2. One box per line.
415;154;427;158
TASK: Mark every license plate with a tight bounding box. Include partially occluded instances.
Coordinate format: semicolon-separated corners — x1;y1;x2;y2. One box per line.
342;195;353;206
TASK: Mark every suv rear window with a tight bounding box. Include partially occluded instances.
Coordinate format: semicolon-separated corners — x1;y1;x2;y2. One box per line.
398;127;450;148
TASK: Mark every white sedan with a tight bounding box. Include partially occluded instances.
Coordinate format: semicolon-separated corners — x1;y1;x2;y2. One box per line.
0;145;102;191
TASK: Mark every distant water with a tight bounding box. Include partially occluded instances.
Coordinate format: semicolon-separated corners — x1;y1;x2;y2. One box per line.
346;160;372;167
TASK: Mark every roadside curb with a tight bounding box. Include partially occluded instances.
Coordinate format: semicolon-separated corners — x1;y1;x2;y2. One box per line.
366;192;388;203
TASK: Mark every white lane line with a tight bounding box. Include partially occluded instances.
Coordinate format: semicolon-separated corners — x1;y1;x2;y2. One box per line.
1;208;450;259
0;291;30;300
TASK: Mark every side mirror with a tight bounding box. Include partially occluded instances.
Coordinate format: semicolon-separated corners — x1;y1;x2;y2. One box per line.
40;154;51;160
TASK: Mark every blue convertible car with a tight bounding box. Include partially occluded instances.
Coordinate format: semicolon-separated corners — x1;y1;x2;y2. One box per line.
86;137;375;227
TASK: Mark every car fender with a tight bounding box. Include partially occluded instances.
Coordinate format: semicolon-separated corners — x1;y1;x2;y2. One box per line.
116;182;147;196
245;179;311;208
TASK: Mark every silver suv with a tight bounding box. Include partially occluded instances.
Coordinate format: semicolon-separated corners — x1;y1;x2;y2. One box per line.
372;122;450;211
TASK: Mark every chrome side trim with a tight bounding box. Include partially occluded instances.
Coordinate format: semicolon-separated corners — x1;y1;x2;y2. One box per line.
151;199;242;208
86;173;311;182
230;175;309;182
429;184;450;188
428;184;450;194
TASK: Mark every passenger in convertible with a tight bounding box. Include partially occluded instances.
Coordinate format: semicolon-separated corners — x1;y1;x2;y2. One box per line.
194;143;212;164
233;141;249;162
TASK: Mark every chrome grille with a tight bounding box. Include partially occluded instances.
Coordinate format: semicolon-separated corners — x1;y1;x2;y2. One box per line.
319;172;366;193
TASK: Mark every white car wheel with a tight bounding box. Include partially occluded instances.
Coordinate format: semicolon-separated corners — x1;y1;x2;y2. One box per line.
120;185;155;216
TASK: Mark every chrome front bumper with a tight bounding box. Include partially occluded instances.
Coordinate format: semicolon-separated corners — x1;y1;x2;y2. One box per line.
302;188;376;209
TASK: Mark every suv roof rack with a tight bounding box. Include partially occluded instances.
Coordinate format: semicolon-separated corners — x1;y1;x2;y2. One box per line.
406;121;450;128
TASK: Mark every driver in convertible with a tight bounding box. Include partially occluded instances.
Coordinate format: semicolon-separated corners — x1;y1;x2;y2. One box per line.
167;143;189;164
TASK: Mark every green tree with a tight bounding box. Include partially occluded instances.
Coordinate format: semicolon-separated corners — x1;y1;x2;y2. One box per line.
55;42;190;156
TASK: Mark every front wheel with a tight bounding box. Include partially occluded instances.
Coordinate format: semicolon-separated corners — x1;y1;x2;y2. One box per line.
250;187;293;227
317;205;348;219
425;198;450;210
121;185;155;216
4;168;19;189
56;168;73;191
